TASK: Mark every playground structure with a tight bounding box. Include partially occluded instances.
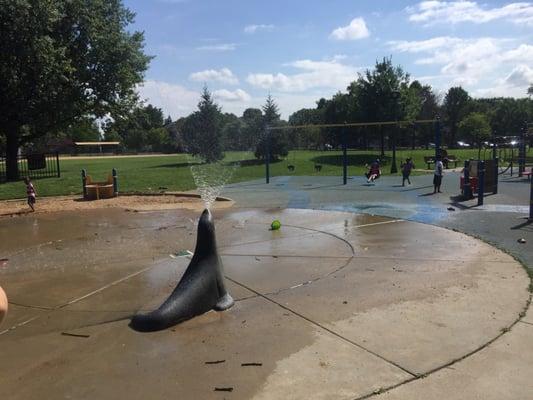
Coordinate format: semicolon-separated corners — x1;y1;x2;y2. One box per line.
264;118;533;188
460;159;499;205
82;169;118;200
264;118;440;184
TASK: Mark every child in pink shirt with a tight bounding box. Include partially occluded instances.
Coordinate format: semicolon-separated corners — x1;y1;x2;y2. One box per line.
24;177;36;211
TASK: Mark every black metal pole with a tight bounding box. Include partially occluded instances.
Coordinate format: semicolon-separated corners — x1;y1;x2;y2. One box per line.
56;152;60;178
81;169;87;199
380;125;385;157
265;126;270;184
112;168;118;196
477;160;485;206
529;173;533;221
342;128;347;185
435;116;441;160
390;124;398;174
518;123;526;177
494;157;499;195
463;160;472;199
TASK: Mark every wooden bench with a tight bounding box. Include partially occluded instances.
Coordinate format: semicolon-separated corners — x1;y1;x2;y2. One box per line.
424;156;435;169
424;155;460;169
445;155;460;169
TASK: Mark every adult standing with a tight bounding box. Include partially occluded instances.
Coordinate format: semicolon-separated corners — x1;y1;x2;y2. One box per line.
433;155;444;193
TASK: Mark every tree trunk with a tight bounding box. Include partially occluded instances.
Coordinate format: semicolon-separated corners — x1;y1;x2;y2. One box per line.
5;132;20;181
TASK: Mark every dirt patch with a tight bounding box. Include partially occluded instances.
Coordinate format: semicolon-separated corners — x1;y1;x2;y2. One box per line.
0;193;233;216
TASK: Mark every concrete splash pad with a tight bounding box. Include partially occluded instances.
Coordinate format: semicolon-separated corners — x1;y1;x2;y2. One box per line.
0;208;529;399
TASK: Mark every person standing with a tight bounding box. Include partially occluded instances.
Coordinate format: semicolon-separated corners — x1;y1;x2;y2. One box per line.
0;285;7;326
433;156;444;194
24;177;36;211
401;158;415;186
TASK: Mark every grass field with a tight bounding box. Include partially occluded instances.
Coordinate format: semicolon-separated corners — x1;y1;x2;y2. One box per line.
0;148;519;200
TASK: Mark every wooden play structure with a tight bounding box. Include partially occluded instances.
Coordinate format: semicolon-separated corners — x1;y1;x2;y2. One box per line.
82;169;118;200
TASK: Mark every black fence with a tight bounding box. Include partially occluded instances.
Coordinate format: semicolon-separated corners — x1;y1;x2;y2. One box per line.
0;153;60;183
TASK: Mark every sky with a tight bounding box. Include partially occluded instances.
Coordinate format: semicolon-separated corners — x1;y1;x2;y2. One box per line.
124;0;533;119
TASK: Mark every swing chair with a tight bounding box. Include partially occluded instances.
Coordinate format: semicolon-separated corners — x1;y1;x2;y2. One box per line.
286;148;296;172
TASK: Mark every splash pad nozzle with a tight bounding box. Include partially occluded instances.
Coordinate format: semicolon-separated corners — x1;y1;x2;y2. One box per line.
130;208;234;332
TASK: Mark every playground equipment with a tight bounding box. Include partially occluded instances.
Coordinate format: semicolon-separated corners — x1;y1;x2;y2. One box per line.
130;209;234;332
82;168;118;200
460;159;498;203
264;118;439;184
530;171;533;221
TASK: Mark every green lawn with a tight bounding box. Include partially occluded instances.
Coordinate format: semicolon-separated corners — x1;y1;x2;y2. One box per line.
0;148;515;200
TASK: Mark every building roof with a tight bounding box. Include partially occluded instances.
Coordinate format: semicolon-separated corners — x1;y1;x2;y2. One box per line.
74;142;120;146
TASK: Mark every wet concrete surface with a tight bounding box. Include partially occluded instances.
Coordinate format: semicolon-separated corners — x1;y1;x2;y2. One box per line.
0;207;529;399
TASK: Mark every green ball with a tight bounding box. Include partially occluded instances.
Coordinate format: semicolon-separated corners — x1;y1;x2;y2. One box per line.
271;220;281;230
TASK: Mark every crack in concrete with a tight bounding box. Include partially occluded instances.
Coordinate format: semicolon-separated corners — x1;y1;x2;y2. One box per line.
225;276;418;379
352;292;533;400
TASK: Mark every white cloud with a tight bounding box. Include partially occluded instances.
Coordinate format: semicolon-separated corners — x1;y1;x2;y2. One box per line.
189;68;239;85
137;80;199;119
213;89;251;102
474;65;533;97
407;1;533;26
196;43;237;51
504;64;533;87
389;36;464;53
390;36;533;96
137;80;351;119
244;24;275;34
246;58;360;92
330;17;370;40
501;44;533;63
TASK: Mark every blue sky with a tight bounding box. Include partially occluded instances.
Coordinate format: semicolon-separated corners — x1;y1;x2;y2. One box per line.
124;0;533;119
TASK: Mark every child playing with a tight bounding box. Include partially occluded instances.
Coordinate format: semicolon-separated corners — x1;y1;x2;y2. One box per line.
24;177;36;211
366;159;381;183
401;158;415;186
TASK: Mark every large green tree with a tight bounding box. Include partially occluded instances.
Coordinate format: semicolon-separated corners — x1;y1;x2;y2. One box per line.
0;0;150;180
241;108;263;150
443;87;471;148
288;107;324;149
458;112;491;158
255;95;288;160
354;57;412;122
182;87;224;162
106;104;165;151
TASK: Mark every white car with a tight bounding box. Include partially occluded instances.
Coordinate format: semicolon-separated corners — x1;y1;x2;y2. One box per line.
457;141;471;147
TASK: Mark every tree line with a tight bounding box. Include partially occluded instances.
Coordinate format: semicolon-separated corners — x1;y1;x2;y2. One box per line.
1;0;532;179
154;57;533;162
